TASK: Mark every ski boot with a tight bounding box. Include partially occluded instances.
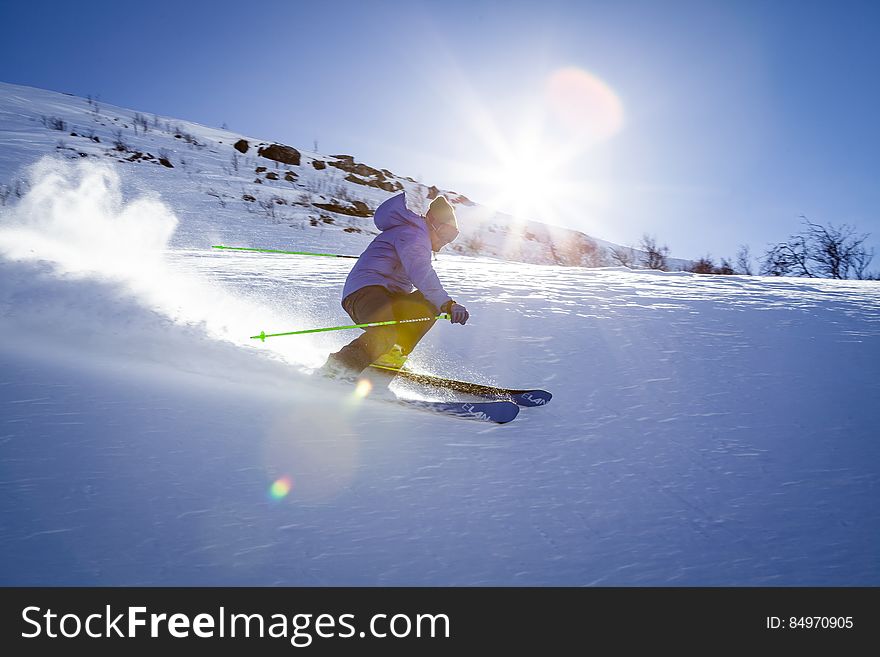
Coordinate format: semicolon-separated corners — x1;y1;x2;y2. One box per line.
371;343;408;371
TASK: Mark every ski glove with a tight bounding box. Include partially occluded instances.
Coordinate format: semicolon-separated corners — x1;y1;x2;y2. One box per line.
441;300;469;325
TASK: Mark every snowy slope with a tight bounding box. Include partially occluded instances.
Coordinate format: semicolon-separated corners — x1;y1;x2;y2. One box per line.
1;84;879;586
0;81;687;268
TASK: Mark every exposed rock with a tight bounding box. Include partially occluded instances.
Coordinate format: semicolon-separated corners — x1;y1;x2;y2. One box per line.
258;143;301;166
312;160;326;170
233;139;249;153
343;173;401;193
329;158;384;178
344;174;369;186
242;194;256;202
375;179;403;192
255;166;267;173
312;200;372;217
284;172;297;182
265;171;279;180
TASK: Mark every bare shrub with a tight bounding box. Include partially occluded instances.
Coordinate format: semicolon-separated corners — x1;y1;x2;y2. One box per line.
761;219;873;279
133;113;149;135
735;244;753;275
640;234;669;270
686;255;735;275
41;115;67;131
112;129;129;152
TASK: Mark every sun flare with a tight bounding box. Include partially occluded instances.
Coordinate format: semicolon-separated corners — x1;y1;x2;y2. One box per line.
458;66;624;231
485;141;570;224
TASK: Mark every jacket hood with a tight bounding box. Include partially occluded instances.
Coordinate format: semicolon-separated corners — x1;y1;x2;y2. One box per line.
373;191;428;232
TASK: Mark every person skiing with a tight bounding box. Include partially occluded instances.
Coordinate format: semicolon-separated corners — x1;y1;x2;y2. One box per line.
316;188;469;382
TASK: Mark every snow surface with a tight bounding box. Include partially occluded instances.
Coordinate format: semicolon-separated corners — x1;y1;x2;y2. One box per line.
1;84;879;585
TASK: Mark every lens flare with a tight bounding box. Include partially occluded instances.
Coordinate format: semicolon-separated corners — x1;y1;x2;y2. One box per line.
353;378;373;399
269;475;293;500
545;66;625;142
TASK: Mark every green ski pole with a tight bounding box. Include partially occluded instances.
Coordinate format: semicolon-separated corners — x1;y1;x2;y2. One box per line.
212;245;359;259
251;314;451;342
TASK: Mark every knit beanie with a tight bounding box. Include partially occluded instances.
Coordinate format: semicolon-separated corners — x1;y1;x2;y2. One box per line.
428;195;458;230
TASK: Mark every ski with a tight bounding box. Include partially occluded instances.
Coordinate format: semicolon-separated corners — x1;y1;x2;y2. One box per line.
313;370;520;423
389;396;520;424
369;364;552;407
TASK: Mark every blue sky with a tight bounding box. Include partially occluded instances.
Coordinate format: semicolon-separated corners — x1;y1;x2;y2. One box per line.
1;0;878;261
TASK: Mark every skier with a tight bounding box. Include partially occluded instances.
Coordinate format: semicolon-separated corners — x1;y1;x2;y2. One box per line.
317;188;469;382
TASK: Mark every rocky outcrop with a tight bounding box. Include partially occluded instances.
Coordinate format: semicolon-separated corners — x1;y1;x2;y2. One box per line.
258;144;301;166
233;139;249;153
326;155;403;192
343;173;402;193
312;199;372;217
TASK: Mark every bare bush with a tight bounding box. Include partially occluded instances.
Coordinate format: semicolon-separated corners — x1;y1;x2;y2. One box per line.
735;244;753;275
761;219;873;279
687;256;716;274
112;129;129;152
41;115;67;131
717;258;734;275
640;234;669;270
804;220;873;279
133;113;149;135
687;255;734;275
171;124;202;148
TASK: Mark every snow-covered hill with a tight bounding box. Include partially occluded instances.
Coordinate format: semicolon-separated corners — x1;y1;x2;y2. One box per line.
0;81;673;268
1;83;878;585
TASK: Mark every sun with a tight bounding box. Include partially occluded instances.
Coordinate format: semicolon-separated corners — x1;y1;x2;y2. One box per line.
483;137;570;225
454;66;625;232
